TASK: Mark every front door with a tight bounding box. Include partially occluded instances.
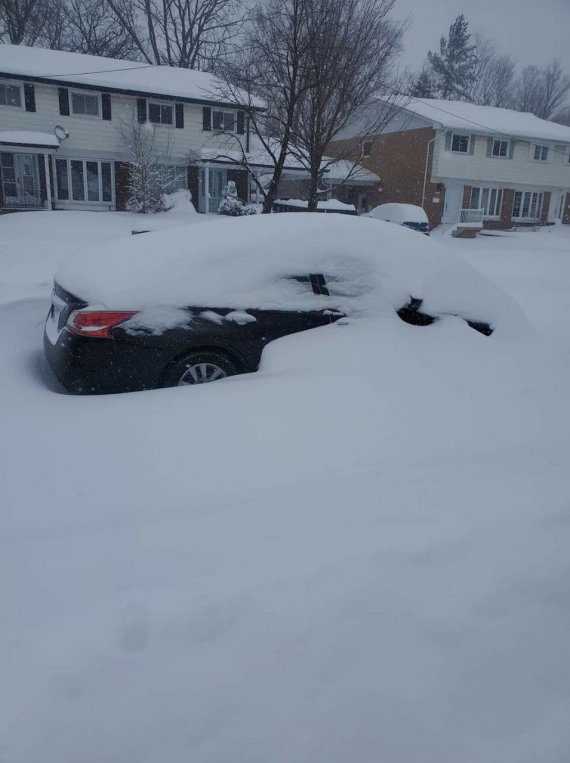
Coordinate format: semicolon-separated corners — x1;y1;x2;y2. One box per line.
208;168;226;213
0;152;41;208
443;181;463;224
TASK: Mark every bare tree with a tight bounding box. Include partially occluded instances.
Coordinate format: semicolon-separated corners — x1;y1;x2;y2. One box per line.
470;35;515;108
514;59;570;119
216;0;315;213
0;0;52;44
56;0;138;58
289;0;404;211
105;0;244;70
540;59;570;120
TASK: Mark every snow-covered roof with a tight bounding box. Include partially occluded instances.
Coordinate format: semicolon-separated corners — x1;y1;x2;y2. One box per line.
397;97;570;144
0;130;60;148
274;198;356;211
199;146;377;182
0;44;257;108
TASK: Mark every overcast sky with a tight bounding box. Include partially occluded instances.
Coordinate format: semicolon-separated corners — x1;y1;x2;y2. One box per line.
396;0;570;74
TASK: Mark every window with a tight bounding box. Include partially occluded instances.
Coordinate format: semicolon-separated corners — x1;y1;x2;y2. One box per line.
362;140;373;158
156;165;187;193
0;81;22;108
533;144;549;161
148;101;173;125
512;190;544;220
70;91;100;117
452;133;470;153
55;159;114;204
492;139;509;158
212;109;236;131
470;186;503;218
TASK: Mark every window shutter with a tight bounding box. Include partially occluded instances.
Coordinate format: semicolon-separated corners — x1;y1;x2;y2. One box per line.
137;98;147;123
24;83;36;112
101;93;112;120
508;140;515;160
202;106;211;131
58;87;70;116
444;131;451;151
487;138;493;157
237;110;245;135
175;102;184;129
468;135;475;155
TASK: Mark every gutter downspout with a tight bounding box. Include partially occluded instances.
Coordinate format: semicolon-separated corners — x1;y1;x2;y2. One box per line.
421;136;436;211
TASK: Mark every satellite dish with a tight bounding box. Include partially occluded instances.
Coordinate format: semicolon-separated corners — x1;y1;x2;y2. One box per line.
54;125;70;143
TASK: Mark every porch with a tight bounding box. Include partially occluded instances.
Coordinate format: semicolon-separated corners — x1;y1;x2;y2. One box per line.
0;131;59;211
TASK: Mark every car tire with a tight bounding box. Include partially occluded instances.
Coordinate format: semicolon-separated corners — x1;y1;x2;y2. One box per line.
163;350;238;387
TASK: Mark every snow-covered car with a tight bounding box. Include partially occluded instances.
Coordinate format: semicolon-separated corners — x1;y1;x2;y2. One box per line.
368;203;430;234
44;214;526;394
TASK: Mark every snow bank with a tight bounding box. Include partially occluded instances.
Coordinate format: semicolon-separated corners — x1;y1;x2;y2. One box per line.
162;189;197;215
274;198;357;211
56;214;528;335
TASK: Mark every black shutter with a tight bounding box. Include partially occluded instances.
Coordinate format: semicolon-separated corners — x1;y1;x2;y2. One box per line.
101;93;112;120
175;102;184;128
58;87;70;116
24;83;36;112
237;110;245;135
202;106;211;131
137;98;147;123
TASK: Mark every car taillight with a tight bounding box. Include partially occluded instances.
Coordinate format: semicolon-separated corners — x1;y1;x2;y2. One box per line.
66;310;138;339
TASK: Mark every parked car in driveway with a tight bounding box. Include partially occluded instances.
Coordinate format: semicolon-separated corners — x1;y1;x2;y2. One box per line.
44;214;525;394
368;203;430;234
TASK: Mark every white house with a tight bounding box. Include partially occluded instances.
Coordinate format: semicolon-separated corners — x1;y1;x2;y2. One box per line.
0;44;267;213
328;97;570;229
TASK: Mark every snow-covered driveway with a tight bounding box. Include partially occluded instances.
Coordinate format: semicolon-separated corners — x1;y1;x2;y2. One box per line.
1;213;570;763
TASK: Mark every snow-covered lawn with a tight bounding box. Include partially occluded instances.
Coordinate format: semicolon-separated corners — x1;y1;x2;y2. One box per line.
1;212;570;763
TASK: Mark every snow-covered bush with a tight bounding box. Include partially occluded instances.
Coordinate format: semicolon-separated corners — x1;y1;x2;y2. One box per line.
162;189;197;215
218;180;257;216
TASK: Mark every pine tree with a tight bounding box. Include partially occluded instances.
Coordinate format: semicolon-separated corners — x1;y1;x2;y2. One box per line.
426;14;478;100
411;65;436;98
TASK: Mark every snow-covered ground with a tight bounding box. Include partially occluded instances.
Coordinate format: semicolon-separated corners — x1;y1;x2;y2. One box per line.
1;212;570;763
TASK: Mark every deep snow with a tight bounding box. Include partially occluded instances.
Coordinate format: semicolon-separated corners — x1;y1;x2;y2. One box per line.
1;212;570;763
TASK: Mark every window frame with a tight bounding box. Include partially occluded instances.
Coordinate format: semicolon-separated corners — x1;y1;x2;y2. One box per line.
470;186;503;219
147;99;174;127
512;190;544;220
212;108;237;132
54;158;114;205
69;89;101;118
531;144;549;162
451;133;470;154
0;79;24;109
491;139;509;159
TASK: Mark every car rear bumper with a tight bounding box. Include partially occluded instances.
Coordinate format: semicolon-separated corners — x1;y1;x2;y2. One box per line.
44;327;167;394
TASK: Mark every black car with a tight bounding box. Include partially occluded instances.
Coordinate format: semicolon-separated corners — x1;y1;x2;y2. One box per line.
44;275;343;394
43;214;512;395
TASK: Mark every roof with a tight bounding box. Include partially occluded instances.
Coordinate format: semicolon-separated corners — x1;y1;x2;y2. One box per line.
0;130;60;148
398;97;570;144
0;44;257;108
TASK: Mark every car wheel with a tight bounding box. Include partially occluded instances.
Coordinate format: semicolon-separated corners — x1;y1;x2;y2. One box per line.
164;351;238;387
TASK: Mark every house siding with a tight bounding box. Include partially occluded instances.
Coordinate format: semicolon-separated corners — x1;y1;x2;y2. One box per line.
328;127;443;229
433;132;570;189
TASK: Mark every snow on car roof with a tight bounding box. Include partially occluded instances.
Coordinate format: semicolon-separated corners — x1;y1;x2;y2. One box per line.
57;214;526;334
0;44;255;107
368;204;429;225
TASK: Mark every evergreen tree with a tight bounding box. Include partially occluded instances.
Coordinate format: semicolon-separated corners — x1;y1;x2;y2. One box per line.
426;14;478;100
411;65;436;98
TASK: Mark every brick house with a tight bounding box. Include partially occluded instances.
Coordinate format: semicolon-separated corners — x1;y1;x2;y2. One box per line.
0;44;270;213
328;97;570;230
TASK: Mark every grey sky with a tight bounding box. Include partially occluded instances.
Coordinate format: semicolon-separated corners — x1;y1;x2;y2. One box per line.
395;0;570;74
